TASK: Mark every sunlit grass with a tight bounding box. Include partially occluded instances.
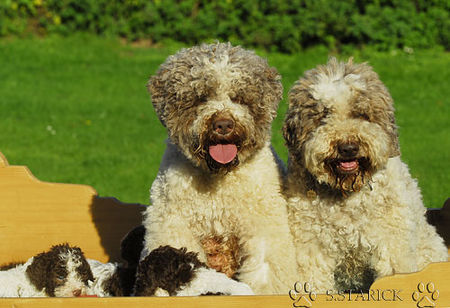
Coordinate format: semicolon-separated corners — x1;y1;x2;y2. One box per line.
0;35;448;207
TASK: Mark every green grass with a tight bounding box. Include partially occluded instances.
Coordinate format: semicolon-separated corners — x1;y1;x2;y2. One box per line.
0;35;448;207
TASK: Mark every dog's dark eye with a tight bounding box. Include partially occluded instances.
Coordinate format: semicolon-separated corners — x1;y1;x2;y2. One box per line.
231;96;243;104
55;275;66;285
197;95;208;104
356;113;370;121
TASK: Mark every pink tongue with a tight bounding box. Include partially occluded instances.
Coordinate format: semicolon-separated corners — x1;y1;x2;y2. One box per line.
340;161;358;170
209;144;238;164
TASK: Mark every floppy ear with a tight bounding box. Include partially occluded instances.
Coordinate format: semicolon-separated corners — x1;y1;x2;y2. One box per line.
283;82;305;149
282;112;299;149
73;247;95;284
147;70;168;127
372;81;400;158
262;66;283;115
356;62;400;158
26;252;52;292
387;111;400;157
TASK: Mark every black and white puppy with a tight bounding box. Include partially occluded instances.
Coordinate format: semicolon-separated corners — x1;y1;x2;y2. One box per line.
134;246;253;296
0;243;94;297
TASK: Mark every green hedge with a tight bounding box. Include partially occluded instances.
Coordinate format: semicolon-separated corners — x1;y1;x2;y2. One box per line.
1;0;448;52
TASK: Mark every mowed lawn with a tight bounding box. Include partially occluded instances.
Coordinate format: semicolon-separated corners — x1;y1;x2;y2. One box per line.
0;35;448;207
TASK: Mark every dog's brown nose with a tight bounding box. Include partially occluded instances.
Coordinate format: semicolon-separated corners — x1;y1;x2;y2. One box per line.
72;289;82;297
338;142;359;158
213;118;235;135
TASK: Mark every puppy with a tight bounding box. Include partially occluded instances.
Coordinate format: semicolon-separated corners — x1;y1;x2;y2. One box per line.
141;42;298;294
0;243;93;297
283;57;448;293
134;246;253;296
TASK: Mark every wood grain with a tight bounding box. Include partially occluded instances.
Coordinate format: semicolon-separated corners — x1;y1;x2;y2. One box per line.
0;153;144;263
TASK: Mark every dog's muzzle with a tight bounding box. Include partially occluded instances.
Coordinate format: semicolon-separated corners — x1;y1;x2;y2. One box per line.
335;142;360;174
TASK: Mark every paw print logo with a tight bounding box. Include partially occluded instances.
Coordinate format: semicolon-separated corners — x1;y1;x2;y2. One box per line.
412;282;439;308
289;282;317;308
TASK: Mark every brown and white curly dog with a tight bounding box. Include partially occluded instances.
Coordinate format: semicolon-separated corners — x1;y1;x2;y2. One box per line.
141;42;298;294
283;58;448;293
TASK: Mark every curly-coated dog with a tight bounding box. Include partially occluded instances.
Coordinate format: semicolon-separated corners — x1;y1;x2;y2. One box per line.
0;244;94;297
141;42;298;294
134;246;253;296
283;58;448;293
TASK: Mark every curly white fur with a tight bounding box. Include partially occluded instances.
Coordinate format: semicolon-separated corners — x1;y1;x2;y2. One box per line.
176;267;254;296
284;58;448;293
142;43;298;294
0;258;46;297
87;259;118;297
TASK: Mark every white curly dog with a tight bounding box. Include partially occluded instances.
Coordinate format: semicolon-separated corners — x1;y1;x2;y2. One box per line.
283;58;448;293
140;42;298;294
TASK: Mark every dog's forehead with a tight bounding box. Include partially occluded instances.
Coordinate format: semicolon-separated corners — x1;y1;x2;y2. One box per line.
57;248;83;268
200;54;247;98
309;70;366;113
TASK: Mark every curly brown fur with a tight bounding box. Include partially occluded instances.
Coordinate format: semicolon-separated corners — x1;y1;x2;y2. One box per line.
148;42;282;173
134;246;205;296
25;243;93;297
201;235;240;278
284;57;399;197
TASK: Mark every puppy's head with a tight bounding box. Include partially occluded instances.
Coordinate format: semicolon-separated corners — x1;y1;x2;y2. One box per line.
134;245;205;296
283;57;399;195
26;243;94;297
149;42;282;173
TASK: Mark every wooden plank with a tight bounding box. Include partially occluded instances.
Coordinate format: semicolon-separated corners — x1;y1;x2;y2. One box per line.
0;153;144;263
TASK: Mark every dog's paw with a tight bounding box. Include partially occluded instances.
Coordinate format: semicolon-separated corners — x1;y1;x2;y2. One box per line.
218;279;254;296
176;268;253;296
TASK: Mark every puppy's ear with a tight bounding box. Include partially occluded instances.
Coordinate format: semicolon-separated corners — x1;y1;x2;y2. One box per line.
77;253;95;284
26;252;52;292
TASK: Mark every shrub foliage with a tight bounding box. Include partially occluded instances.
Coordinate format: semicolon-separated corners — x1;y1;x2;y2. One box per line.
1;0;448;52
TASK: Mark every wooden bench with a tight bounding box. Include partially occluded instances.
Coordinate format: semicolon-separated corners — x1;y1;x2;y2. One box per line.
0;152;448;307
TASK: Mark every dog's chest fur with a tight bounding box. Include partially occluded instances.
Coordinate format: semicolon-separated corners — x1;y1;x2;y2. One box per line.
313;200;377;291
289;158;419;291
151;142;284;237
